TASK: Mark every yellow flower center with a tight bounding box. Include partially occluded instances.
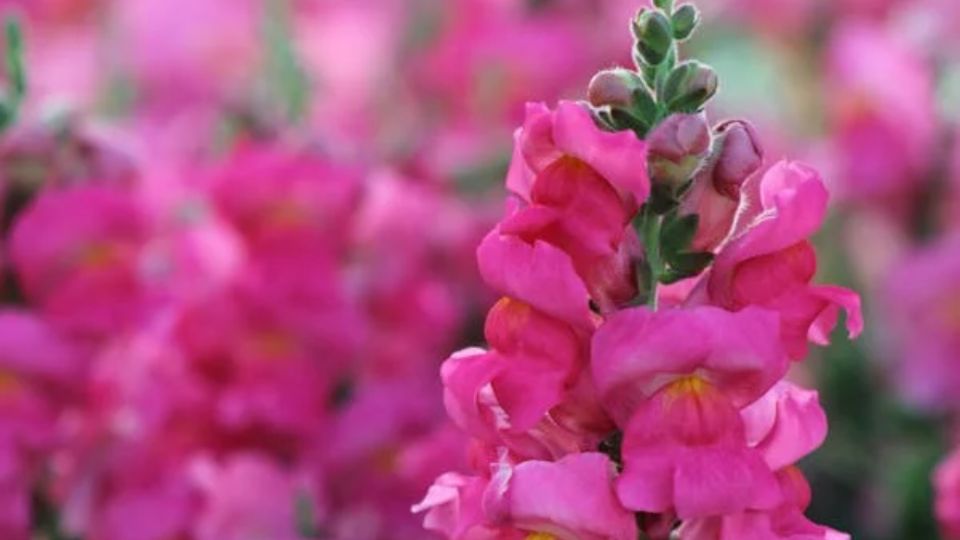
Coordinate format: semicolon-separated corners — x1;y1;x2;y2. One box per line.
76;242;122;270
666;375;708;397
0;370;22;397
526;534;557;540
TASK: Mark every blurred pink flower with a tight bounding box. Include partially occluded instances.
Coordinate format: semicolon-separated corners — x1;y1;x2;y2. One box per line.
824;22;936;205
111;0;262;112
937;448;960;540
8;186;155;339
882;233;960;409
192;454;321;540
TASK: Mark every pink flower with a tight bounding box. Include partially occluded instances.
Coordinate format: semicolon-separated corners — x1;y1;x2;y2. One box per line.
412;472;492;539
415;453;637;540
508;101;649;208
411;4;599;132
111;0;262;112
207;146;363;260
0;446;29;540
8;186;154;339
824;22;936;204
592;306;788;425
881;233;960;409
191;454;321;540
936;448;960;540
679;467;849;540
493;101;649;310
476;229;594;332
689;161;863;359
86;472;197;540
741;382;828;471
680;120;764;253
592;306;787;518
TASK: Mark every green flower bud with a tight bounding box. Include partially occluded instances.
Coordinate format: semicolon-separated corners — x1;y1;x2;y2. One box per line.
587;68;643;109
632;9;674;66
671;4;700;41
663;61;718;112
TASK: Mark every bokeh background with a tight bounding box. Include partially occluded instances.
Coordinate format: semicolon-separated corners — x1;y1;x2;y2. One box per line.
0;0;958;539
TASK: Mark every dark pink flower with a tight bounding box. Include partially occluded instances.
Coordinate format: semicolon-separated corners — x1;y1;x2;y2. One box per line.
690;161;863;359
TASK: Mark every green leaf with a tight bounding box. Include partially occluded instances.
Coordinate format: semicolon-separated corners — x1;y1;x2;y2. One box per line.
609;108;650;136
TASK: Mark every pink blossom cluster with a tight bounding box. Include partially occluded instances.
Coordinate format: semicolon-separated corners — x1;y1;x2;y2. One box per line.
0;116;489;539
415;92;863;537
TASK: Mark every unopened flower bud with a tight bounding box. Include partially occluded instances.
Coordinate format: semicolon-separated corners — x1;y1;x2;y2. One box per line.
647;113;710;190
588;69;642;109
648;113;711;162
676;120;764;252
712;120;764;198
663;61;718;112
671;4;700;40
632;9;673;66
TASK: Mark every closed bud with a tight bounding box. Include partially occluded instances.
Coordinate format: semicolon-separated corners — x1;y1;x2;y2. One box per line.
588;69;643;109
632;10;673;66
647;113;711;188
663;61;718;112
671;4;700;40
712;119;764;198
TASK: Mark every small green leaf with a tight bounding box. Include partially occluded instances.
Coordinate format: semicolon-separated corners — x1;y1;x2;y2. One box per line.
610;108;650;136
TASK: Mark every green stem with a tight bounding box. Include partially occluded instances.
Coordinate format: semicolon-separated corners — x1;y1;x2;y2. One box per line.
641;208;664;310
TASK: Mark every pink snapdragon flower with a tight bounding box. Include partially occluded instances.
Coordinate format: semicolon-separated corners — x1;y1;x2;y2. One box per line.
592;306;786;518
688;161;863;359
677;383;842;539
680;120;764;253
497;101;648;309
881;233;960;409
936;448;960;540
110;0;262;113
824;22;936;205
0;310;80;540
414;452;637;540
8;186;155;339
191;454;322;540
206;146;362;259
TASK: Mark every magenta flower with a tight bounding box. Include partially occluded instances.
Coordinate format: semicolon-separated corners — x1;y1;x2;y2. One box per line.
191;454;321;540
882;233;960;409
415;452;636;540
8;186;153;339
690;161;863;359
592;306;787;517
824;22;936;204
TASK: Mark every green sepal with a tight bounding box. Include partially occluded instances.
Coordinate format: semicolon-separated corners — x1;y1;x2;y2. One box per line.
660;212;699;256
660;251;714;284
